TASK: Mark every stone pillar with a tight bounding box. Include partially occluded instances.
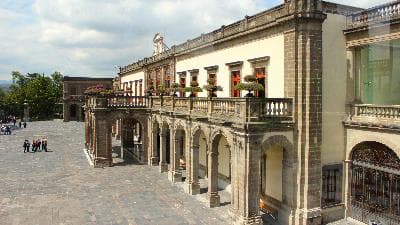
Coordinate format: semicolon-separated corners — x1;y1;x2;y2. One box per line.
93;113;113;167
207;147;220;208
283;1;326;223
159;128;168;172
85;113;90;150
115;119;121;140
168;131;182;183
187;144;200;195
231;135;262;225
150;128;159;166
63;102;68;122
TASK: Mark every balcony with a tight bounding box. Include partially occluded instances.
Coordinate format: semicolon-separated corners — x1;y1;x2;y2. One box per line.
87;96;293;125
346;104;400;130
346;1;400;32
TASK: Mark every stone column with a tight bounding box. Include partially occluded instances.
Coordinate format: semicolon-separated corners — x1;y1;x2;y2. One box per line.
231;135;262;225
150;128;159;166
93;112;113;167
115;119;121;140
84;114;90;150
159;127;168;172
187;144;200;195
168;131;182;183
207;147;220;208
283;1;326;223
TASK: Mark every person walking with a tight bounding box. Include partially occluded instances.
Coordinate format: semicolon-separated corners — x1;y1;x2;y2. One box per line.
32;139;36;152
19;121;22;128
23;122;27;128
44;140;48;152
26;140;30;153
23;140;27;153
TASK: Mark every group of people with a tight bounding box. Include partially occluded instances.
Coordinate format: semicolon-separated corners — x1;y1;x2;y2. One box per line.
23;139;48;153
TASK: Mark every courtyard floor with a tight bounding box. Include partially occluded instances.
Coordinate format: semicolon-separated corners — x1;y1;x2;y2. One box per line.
0;120;361;225
0;120;231;225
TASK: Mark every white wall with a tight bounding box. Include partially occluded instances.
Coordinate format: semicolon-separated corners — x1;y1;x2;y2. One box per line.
321;13;348;165
120;70;145;96
175;34;285;98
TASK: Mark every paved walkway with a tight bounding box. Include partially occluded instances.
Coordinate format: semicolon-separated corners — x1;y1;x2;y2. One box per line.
0;120;231;225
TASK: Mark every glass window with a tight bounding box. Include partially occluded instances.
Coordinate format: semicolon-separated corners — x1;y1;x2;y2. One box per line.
355;39;400;105
322;164;342;207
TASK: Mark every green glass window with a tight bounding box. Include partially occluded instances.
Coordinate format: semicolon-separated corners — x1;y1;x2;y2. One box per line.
355;39;400;105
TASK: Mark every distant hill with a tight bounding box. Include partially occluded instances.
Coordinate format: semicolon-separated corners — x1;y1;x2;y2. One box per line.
0;80;12;91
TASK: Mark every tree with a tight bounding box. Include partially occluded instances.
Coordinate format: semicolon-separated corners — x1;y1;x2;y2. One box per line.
2;71;64;120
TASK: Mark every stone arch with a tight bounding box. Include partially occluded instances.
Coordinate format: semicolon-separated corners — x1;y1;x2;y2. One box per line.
210;129;233;151
261;135;296;165
347;135;400;161
260;135;296;211
350;141;400;169
348;141;400;224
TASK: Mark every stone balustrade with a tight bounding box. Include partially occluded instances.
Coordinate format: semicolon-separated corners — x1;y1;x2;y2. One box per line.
346;1;400;30
347;104;400;129
354;104;400;119
87;95;293;124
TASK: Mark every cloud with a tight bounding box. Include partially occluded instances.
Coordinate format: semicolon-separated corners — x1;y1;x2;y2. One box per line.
0;0;394;80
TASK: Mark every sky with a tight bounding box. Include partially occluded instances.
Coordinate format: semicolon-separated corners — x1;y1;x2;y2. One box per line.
0;0;391;80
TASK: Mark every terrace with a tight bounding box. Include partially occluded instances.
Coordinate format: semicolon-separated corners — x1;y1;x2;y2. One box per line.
87;95;293;126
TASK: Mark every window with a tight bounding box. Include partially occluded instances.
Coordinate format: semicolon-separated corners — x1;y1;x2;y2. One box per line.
322;164;342;207
231;70;241;97
189;69;199;97
178;72;186;97
139;80;143;97
164;66;171;88
254;67;266;98
354;39;400;105
226;61;243;97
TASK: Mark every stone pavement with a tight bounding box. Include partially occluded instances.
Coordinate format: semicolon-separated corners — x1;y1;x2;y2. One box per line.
0;120;231;225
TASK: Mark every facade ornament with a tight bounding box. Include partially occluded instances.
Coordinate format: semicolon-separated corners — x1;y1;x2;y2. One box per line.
153;33;168;56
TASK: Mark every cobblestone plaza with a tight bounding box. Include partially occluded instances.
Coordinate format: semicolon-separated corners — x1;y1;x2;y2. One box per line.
0;120;231;225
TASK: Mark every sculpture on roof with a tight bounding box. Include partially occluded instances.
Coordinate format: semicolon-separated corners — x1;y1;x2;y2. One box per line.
153;33;168;56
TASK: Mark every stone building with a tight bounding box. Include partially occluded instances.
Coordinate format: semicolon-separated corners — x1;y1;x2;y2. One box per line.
84;1;400;225
63;76;113;122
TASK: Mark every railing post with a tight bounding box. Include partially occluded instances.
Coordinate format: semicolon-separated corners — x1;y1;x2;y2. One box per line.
189;97;193;112
208;98;213;117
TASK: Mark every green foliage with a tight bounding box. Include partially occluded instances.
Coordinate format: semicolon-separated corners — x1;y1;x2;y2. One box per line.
156;84;167;95
184;86;203;93
1;71;64;120
234;75;264;97
244;75;257;82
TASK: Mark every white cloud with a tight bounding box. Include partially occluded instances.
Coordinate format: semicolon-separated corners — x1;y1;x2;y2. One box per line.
0;0;395;80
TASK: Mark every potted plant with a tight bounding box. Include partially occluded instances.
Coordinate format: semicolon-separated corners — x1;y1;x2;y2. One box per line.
156;84;167;96
234;75;264;97
169;83;181;97
145;85;155;96
184;81;203;97
203;78;223;98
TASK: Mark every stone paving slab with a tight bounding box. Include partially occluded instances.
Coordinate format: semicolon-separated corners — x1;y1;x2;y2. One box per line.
0;120;231;225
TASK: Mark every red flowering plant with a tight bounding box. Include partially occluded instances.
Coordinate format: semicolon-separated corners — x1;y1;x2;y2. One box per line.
84;84;114;96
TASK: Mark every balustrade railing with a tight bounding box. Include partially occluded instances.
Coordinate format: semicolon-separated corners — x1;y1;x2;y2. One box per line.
107;96;148;108
347;1;400;29
88;95;293;123
353;104;400;120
